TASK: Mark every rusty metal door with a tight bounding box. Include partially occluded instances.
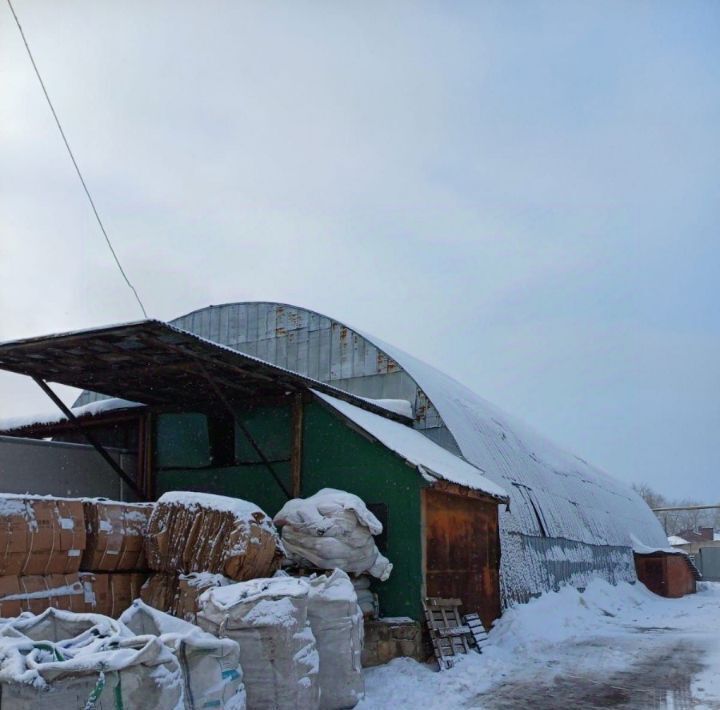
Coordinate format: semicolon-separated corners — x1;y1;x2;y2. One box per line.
423;488;501;630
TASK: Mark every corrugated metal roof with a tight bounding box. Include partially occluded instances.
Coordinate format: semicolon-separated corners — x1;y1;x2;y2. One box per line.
71;302;668;553
163;303;667;552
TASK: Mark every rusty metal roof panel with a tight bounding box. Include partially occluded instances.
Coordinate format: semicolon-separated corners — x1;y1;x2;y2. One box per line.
0;320;410;422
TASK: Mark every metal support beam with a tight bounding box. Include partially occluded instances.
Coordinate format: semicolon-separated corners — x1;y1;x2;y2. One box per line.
290;392;304;499
197;364;291;500
32;376;146;500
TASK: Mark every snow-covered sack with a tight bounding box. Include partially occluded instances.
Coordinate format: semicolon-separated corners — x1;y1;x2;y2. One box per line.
308;570;364;709
352;576;377;618
120;599;246;710
198;576;320;710
274;489;393;581
0;633;184;709
146;491;283;580
0;607;126;650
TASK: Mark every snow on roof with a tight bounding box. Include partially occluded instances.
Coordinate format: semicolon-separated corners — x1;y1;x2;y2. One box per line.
366;334;670;551
357;397;413;419
630;534;685;556
668;535;690;546
69;303;669;553
0;397;143;432
312;390;508;501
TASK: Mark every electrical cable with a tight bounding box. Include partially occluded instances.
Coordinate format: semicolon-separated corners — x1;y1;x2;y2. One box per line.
5;0;148;319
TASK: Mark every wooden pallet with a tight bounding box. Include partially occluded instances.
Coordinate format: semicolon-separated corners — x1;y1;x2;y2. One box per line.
423;597;473;670
463;612;489;651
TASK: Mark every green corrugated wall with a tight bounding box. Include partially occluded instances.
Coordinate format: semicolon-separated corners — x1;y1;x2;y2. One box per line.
154;400;424;619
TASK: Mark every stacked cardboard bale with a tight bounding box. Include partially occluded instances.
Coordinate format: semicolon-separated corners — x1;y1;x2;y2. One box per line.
142;492;284;619
0;495;87;616
141;571;232;623
79;499;154;617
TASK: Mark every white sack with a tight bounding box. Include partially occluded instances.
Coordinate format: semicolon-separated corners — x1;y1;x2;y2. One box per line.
198;577;319;710
351;577;377;618
0;607;128;650
120;599;246;710
307;570;364;709
274;489;393;581
0;634;184;709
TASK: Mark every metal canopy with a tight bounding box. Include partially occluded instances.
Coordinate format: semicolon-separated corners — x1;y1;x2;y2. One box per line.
0;320;410;420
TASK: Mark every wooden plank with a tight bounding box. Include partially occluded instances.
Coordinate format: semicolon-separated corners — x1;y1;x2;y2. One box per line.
291;391;304;498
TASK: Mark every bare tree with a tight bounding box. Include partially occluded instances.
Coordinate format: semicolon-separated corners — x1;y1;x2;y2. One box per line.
632;483;667;510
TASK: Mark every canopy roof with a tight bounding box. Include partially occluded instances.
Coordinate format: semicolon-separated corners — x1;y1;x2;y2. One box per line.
0;320;408;420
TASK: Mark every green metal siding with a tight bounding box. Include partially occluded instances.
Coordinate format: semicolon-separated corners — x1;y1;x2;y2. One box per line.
154;400;424;619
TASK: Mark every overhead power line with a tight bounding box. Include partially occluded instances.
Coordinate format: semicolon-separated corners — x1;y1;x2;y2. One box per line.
5;0;148;319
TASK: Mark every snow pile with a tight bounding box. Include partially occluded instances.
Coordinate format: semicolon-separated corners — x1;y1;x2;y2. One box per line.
274;489;393;581
146;491;283;580
359;580;720;709
120;600;246;709
198;576;320;709
307;570;364;709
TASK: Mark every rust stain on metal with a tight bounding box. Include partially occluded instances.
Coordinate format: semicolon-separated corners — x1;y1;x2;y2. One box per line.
423;488;501;631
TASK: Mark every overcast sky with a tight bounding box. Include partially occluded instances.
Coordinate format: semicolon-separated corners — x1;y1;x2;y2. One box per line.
1;1;718;500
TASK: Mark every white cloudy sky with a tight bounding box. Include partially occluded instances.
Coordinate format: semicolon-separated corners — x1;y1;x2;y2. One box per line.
1;1;718;500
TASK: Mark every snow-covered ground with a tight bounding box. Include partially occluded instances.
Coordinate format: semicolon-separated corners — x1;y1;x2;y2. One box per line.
361;581;720;709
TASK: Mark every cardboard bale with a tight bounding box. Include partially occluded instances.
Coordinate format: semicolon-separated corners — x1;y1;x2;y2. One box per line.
145;492;283;580
175;572;231;622
140;573;179;614
139;572;231;622
0;574;85;618
82;500;153;572
80;572;148;618
0;496;85;577
0;576;22;618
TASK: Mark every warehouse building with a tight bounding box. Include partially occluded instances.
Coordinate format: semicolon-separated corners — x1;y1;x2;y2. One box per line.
0;319;507;628
0;302;694;615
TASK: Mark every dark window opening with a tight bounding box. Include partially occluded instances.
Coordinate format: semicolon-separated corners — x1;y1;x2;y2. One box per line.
208;413;235;466
367;502;388;554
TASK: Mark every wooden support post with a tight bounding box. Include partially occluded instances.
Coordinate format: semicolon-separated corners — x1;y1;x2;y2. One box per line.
290;392;304;499
196;363;291;500
32;376;146;500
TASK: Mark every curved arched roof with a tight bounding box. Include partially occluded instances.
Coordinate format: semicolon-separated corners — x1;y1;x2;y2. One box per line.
76;300;667;551
169;301;667;551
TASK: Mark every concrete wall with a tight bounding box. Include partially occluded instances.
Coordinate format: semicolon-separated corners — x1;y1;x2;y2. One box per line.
0;435;137;500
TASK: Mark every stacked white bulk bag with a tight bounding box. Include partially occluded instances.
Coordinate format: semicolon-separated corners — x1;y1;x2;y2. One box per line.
120;599;246;710
273;489;393;581
0;634;184;709
351;576;377;618
198;577;320;710
307;570;364;709
0;607;127;647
